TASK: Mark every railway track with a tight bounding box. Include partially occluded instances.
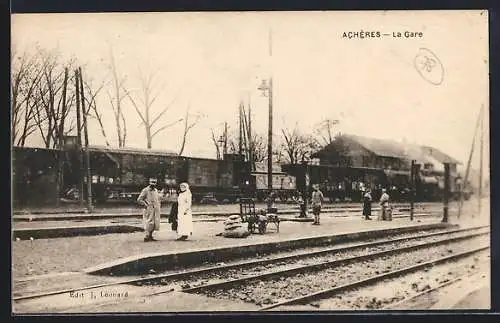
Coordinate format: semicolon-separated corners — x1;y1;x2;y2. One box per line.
257;246;489;311
382;260;490;311
13;225;488;309
177;229;488;310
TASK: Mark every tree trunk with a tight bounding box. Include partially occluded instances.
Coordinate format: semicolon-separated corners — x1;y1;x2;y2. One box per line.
146;126;152;149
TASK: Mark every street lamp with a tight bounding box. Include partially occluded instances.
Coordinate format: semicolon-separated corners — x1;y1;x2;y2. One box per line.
258;79;269;97
258;77;273;211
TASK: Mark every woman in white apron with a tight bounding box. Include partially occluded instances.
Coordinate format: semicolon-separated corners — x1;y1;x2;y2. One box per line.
176;182;193;241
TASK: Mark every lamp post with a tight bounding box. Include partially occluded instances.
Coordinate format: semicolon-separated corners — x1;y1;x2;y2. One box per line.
258;78;273;211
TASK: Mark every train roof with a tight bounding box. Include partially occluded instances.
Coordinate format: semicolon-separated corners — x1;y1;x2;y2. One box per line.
88;145;178;157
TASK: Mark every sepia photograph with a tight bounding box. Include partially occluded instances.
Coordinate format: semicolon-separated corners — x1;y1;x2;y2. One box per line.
10;10;490;313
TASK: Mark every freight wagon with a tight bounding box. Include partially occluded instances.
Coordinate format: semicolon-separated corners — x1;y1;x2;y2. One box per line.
12;146;253;205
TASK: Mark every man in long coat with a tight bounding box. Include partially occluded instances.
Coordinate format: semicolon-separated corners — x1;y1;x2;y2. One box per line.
137;178;161;242
176;182;193;241
362;189;372;220
379;188;390;221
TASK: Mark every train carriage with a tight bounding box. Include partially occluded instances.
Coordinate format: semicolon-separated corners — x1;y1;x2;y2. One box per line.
13;142;469;207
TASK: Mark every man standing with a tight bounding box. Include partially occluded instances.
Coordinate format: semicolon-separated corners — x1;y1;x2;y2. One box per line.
379;188;390;221
137;178;161;242
311;184;324;225
176;182;193;241
362;189;373;220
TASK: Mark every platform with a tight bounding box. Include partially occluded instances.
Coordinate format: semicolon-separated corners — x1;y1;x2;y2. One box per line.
11;210;439;240
13;208;487;281
12;202;443;222
85;217;454;275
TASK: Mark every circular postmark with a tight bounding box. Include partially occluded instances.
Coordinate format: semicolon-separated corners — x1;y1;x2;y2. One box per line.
413;48;444;85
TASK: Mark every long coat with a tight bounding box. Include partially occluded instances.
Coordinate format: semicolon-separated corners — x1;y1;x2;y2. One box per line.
177;190;193;237
137;186;161;233
168;201;178;231
379;192;390;220
363;192;372;216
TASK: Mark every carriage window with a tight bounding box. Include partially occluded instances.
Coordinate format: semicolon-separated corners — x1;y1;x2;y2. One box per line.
92;175;98;183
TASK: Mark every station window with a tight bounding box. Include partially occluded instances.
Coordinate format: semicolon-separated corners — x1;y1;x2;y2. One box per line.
92;175;99;183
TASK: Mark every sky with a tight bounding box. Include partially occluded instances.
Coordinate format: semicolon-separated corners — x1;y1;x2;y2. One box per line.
11;11;489;173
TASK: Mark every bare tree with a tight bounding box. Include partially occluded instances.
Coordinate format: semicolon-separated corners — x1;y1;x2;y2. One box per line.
210;128;222;160
178;107;204;156
313;118;340;147
83;77;109;146
281;123;319;165
123;68;182;149
249;133;267;163
107;47;127;147
11;50;45;146
31;49;76;149
215;126;267;164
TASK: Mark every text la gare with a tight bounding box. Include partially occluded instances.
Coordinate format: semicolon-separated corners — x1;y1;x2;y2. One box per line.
393;31;423;38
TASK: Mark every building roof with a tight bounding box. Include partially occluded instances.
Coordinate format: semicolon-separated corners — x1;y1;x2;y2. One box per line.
346;134;409;159
314;134;462;165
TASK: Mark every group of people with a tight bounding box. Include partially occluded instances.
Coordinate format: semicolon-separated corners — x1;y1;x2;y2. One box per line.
137;178;193;242
294;184;392;224
294;184;325;225
137;178;392;242
362;188;391;221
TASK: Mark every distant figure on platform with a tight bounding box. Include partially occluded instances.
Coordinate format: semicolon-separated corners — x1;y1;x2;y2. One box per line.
176;182;193;241
311;184;324;225
379;188;390;221
137;178;161;242
363;189;373;220
292;193;307;218
168;190;179;232
294;193;307;218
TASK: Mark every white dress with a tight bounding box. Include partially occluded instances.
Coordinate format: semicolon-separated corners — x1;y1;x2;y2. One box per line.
177;190;193;237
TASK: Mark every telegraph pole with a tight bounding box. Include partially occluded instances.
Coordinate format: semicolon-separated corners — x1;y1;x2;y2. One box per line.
79;67;93;212
458;105;483;219
478;105;484;217
238;103;243;156
56;68;69;207
267;29;274;210
248;96;253;171
74;69;84;208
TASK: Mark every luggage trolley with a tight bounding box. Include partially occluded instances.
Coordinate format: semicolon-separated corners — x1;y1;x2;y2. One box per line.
239;198;280;234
